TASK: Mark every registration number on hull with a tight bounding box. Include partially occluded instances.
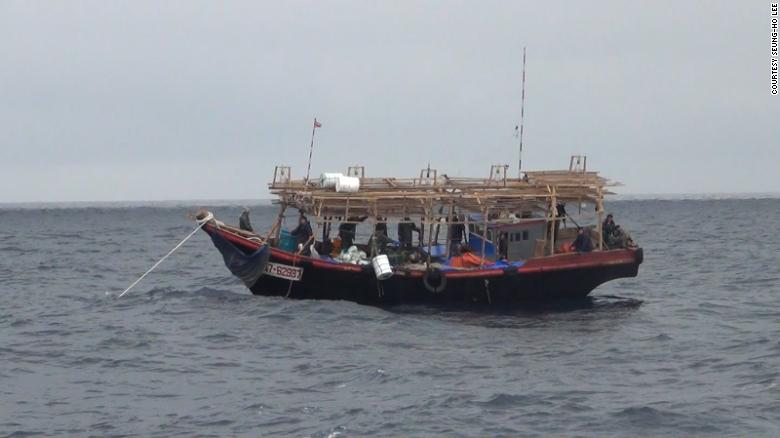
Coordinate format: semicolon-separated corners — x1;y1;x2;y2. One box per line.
264;262;303;281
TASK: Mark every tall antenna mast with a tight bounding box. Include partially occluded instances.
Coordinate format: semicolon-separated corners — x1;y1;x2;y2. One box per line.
518;46;527;177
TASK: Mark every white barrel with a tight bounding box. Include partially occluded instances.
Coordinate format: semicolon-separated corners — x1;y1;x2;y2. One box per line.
372;254;393;280
320;172;344;188
335;175;360;192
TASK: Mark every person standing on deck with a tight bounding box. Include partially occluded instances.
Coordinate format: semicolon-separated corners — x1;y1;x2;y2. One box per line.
369;217;392;255
498;232;508;260
374;217;388;239
338;216;367;249
291;214;314;254
602;214;617;248
448;213;466;257
397;217;421;249
602;214;616;237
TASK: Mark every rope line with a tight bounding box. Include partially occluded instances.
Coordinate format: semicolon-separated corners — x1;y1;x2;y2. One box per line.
117;212;213;298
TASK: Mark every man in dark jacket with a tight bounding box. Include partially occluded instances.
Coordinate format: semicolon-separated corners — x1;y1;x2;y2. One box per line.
239;208;253;232
338;216;367;249
448;213;466;257
498;232;508;260
572;227;593;252
369;217;392;255
374;217;388;239
397;217;421;249
602;214;616;238
602;214;633;248
291;214;313;254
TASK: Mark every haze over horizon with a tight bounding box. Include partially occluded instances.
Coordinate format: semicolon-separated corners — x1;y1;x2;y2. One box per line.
1;1;777;203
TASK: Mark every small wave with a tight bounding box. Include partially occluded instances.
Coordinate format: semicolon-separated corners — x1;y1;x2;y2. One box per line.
199;333;241;343
1;430;46;437
614;405;680;421
0;246;26;253
611;406;723;434
118;286;249;302
473;393;550;409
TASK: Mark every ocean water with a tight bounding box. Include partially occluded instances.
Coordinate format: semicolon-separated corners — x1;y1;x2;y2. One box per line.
1;199;779;437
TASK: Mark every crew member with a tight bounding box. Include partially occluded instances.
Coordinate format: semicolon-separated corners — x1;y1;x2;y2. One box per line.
374;217;388;239
291;214;314;254
397;217;421;249
602;214;617;238
338;216;367;249
556;203;568;227
448;213;466;257
572;227;593;252
368;217;392;255
602;214;634;248
239;208;253;232
498;232;508;259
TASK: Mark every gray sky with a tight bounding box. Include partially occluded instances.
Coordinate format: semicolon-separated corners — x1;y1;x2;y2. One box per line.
0;0;777;202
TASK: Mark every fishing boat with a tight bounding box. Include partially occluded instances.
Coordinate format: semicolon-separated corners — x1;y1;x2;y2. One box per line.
196;156;643;306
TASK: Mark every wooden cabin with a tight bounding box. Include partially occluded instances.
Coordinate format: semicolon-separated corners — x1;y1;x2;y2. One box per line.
265;156;617;268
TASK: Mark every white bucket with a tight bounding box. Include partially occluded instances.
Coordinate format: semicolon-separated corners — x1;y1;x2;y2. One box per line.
372;254;393;280
335;175;360;193
320;172;343;188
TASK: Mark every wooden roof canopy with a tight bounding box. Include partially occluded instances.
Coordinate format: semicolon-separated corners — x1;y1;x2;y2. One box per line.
269;157;619;219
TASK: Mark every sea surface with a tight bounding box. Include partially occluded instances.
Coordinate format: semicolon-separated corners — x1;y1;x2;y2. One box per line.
1;198;779;437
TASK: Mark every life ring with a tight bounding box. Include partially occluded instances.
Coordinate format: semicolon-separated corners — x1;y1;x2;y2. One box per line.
423;268;447;293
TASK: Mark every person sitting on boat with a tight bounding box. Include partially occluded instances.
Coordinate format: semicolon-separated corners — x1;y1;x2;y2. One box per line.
338;216;367;250
291;214;314;255
239;207;253;232
602;214;634;249
397;217;421;249
572;227;593;252
448;213;465;257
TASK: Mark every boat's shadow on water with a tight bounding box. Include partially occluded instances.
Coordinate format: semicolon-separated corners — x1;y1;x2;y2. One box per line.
384;295;643;317
382;295;644;329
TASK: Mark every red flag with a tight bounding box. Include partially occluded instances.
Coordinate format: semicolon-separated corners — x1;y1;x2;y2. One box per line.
314;119;322;128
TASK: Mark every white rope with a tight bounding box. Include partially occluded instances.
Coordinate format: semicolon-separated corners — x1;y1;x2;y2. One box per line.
117;212;214;298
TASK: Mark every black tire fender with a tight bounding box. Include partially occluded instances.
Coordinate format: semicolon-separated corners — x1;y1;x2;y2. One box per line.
422;268;447;293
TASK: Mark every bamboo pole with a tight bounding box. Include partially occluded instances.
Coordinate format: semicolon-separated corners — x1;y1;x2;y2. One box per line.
549;186;557;256
480;207;489;267
597;185;604;251
419;214;425;247
272;203;287;242
312;218;321;253
426;205;434;266
444;201;455;258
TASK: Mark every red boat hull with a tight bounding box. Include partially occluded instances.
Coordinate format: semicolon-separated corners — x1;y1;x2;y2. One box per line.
204;224;643;306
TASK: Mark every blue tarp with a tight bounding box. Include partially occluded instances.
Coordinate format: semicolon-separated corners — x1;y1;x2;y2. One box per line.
209;231;270;288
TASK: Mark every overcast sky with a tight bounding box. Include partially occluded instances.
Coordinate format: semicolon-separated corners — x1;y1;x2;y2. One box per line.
0;1;777;202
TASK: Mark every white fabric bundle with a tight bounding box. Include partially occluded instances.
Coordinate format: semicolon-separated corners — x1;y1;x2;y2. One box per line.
335;175;360;193
320;172;344;188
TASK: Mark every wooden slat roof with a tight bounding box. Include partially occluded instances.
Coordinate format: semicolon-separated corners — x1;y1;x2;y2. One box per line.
269;168;618;217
